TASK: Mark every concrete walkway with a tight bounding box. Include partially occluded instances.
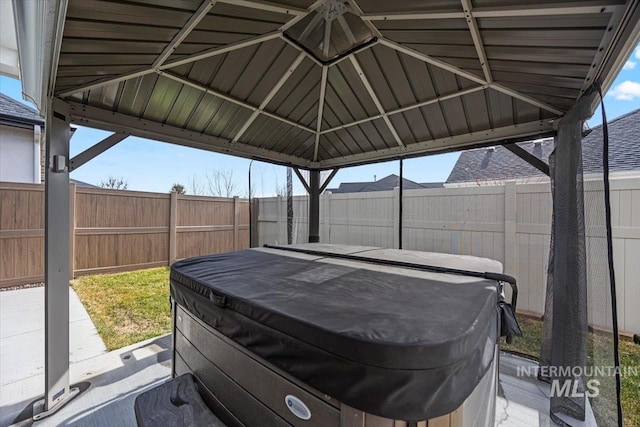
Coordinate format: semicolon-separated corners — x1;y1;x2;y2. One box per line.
0;286;107;426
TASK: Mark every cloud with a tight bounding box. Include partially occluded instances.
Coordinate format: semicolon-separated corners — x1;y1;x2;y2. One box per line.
608;80;640;101
622;46;640;68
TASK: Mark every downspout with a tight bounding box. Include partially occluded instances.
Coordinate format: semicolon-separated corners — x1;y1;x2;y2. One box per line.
33;124;41;183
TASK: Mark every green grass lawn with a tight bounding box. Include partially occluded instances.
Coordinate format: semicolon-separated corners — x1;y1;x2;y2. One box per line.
72;268;639;425
501;314;640;426
72;267;172;351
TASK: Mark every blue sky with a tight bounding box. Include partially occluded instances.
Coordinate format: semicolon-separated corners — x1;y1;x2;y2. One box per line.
1;44;638;196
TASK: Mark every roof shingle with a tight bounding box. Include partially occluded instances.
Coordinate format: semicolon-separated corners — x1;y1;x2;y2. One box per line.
327;174;443;193
446;108;640;183
0;93;44;126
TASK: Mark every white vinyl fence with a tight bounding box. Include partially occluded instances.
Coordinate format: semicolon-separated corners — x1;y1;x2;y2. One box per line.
257;177;640;335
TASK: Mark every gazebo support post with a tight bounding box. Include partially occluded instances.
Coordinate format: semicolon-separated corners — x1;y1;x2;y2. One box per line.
308;169;321;243
33;99;79;420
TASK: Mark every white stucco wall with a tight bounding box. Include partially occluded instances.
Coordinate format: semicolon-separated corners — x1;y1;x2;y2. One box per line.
0;124;40;183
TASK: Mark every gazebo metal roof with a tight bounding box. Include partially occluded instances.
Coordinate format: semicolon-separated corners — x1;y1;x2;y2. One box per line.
20;0;640;170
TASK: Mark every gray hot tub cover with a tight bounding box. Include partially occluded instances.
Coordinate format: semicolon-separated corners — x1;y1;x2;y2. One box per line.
170;249;502;421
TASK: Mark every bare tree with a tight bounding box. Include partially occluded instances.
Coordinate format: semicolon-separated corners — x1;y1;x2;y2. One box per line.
98;176;128;190
274;182;286;197
187;175;206;196
205;169;238;198
273;168;286;197
243;184;256;199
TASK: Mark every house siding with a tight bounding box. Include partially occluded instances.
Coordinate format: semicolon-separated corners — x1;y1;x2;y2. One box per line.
0;124;40;184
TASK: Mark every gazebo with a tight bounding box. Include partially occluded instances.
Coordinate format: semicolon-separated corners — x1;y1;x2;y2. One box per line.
9;0;640;424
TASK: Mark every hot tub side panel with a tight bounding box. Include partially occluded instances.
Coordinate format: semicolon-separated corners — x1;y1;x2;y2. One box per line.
172;304;497;427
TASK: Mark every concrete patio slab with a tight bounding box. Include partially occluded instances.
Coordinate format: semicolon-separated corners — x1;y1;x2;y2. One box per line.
0;342;576;427
497;352;597;427
0;286;107;419
3;334;171;427
1;303;594;427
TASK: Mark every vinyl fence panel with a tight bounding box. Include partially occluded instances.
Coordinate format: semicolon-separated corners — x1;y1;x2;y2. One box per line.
257;177;640;335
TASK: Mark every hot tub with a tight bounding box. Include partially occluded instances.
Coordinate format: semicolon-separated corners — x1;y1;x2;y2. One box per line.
170;244;511;427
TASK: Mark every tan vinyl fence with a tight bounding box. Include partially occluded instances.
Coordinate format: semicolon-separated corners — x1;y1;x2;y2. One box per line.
257;176;640;336
0;181;253;288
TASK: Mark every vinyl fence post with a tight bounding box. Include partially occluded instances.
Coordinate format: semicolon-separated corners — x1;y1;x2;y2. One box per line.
504;180;517;302
233;196;240;250
277;196;283;244
252;198;259;247
69;182;76;279
504;180;517;276
169;192;177;265
393;187;400;249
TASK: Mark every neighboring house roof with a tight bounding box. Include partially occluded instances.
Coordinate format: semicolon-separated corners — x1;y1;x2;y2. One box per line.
446;108;640;183
327;174;444;193
0;93;44;128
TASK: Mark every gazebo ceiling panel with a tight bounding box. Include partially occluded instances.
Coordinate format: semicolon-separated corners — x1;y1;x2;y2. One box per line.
271;0;320;8
341;119;397;151
490;71;585;91
113;74;160;118
415;103;451;140
438;96;473;137
313;118;398;161
114;0;202;9
478;13;612;30
373;18;483;76
266;59;322;128
486;90;519;129
379;29;474;46
513;98;547;124
356;0;463;14
388;112;422;146
393;44;484;78
63;19;179;42
51;0;640;169
65;0;197;27
189;97;249;136
242;114;311;150
197;7;290;34
164;1;294;63
459;89;492;133
176;29;266;47
55;65;141;80
57;54;159;68
267;125;313;154
230;43;300;106
487;59;591;78
480;28;606;48
471;0;625;8
316;134;340;159
353;45;477;112
60;39;186;56
483;45;598;65
202;102;255;140
163;85;213;129
323;61;380;126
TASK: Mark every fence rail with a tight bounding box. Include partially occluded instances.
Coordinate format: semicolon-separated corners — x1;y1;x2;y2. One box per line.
257;177;640;335
0;182;252;288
